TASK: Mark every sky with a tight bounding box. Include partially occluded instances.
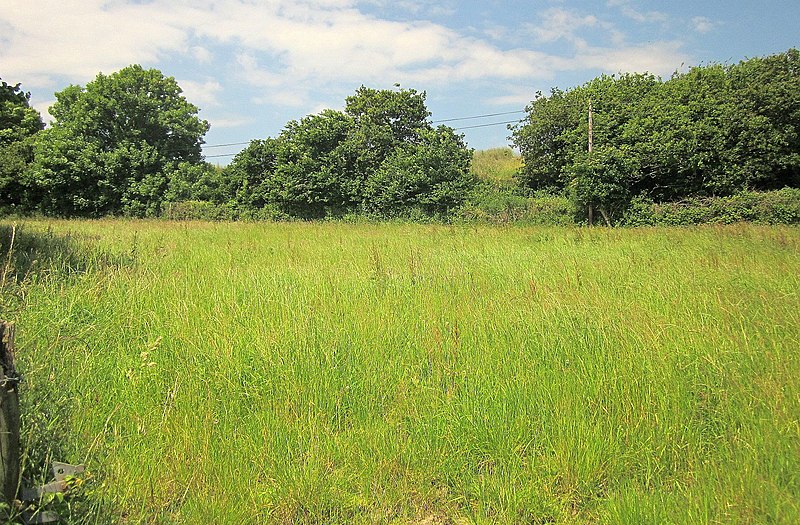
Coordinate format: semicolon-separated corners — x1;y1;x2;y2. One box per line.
1;0;798;164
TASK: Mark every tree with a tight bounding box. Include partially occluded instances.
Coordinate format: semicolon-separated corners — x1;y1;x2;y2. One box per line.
567;146;639;225
510;88;582;193
28;65;209;216
223;138;280;212
726;49;800;190
338;86;433;202
364;126;474;216
512;49;800;224
0;78;44;211
166;162;228;204
225;86;474;219
225;111;354;218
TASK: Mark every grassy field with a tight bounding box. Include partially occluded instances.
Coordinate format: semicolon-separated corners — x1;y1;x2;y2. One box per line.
470;148;522;184
2;220;799;524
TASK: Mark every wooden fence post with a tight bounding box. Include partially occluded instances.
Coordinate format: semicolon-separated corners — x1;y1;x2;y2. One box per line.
0;321;20;508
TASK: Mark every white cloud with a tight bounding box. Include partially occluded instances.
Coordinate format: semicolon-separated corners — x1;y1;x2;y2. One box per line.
235;53;283;89
190;46;213;63
532;8;598;43
691;16;716;34
486;87;543;107
207;116;255;129
0;0;188;87
482;24;508;41
569;41;685;77
607;0;668;24
178;79;223;108
0;0;689;112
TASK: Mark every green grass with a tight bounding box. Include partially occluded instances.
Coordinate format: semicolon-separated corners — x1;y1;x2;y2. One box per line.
3;220;799;524
470;148;522;184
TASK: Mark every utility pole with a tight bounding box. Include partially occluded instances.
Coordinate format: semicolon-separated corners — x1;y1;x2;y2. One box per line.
587;99;594;226
588;99;593;153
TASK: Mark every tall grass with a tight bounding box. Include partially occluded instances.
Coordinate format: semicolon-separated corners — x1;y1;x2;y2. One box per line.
5;220;800;524
470;148;522;184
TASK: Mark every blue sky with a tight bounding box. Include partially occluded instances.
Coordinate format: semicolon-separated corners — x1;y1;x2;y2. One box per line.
2;1;798;163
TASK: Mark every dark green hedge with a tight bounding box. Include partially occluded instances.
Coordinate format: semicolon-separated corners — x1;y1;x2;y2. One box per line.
621;188;800;226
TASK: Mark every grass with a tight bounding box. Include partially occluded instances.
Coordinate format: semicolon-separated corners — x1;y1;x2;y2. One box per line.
470;148;522;184
2;220;799;524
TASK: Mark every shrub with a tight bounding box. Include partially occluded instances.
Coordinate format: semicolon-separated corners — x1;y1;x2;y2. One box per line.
460;185;573;225
621;188;800;226
161;200;235;221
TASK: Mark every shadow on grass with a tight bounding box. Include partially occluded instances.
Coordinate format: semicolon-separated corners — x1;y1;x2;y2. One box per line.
0;224;134;287
0;223;129;524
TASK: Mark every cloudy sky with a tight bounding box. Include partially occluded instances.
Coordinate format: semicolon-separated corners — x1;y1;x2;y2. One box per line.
1;0;798;162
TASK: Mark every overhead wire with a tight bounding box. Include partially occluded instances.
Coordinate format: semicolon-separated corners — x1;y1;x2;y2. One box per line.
200;109;528;157
205;153;238;158
432;110;525;124
203;141;251;149
453;119;522;131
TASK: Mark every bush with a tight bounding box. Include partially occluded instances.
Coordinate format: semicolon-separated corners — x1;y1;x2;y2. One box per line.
161;200;235;221
237;204;294;222
460;185;573;225
621;188;800;226
363;126;474;217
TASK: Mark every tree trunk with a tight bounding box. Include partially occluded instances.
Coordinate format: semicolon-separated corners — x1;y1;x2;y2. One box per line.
599;206;612;227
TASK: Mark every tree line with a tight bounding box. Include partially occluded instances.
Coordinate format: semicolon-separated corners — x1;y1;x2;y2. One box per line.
0;67;474;220
1;49;798;223
511;48;800;224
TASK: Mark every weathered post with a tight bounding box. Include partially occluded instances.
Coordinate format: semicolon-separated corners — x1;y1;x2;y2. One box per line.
0;321;20;507
588;99;594;226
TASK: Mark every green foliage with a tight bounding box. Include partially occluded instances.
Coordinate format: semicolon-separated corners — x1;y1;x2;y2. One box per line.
166;161;228;204
567;146;638;224
224;112;354;219
622;188;800;226
511;49;800;222
0;79;42;143
28;65;209;217
27;127;107;216
220;138;279;212
161;200;235;221
272;110;355;217
224;86;474;219
460;183;573;225
726;49;800;190
364;126;474;217
345;86;430;140
0;78;44;212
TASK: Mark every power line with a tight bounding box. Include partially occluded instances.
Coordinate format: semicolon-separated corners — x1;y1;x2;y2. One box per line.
200;111;527;152
205;152;238;158
433;110;525;124
204;141;251;149
453;119;522;131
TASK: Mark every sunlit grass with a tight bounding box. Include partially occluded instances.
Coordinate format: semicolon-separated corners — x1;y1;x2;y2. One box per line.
470;148;522;184
6;220;800;524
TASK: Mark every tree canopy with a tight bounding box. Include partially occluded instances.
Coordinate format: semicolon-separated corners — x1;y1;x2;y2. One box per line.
4;50;798;224
0;79;44;211
28;65;209;217
511;49;800;224
224;86;475;218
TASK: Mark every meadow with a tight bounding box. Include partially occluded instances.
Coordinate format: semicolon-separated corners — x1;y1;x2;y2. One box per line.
2;220;799;524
